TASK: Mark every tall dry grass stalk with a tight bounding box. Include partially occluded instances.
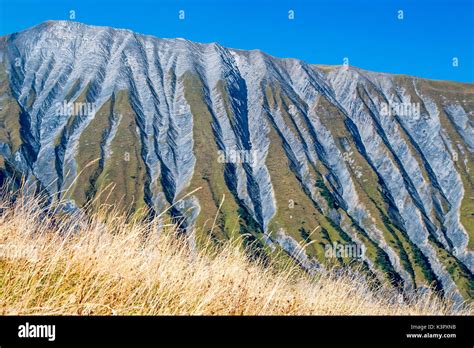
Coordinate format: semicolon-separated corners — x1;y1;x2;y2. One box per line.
0;186;470;315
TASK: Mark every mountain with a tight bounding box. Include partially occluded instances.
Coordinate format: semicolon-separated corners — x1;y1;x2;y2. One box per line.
0;20;472;302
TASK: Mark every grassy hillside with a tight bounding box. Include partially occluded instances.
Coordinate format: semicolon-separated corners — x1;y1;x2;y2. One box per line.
0;187;469;315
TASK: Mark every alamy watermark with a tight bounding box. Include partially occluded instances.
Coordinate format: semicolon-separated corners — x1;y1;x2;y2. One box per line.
380;101;421;118
18;322;55;341
217;149;258;167
0;243;39;262
324;241;365;259
55;100;96;117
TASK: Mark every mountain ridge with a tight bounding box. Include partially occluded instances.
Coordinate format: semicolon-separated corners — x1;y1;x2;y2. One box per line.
8;20;468;83
0;20;473;302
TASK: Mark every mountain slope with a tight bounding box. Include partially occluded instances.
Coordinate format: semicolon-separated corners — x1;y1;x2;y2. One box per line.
0;21;472;301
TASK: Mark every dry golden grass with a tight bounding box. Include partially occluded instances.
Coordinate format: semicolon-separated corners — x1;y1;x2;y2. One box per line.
0;187;470;315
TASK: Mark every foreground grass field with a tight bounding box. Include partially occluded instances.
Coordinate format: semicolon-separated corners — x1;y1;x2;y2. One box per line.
0;188;470;315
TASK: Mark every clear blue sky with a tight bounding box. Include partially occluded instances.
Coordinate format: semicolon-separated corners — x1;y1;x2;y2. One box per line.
0;0;473;82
